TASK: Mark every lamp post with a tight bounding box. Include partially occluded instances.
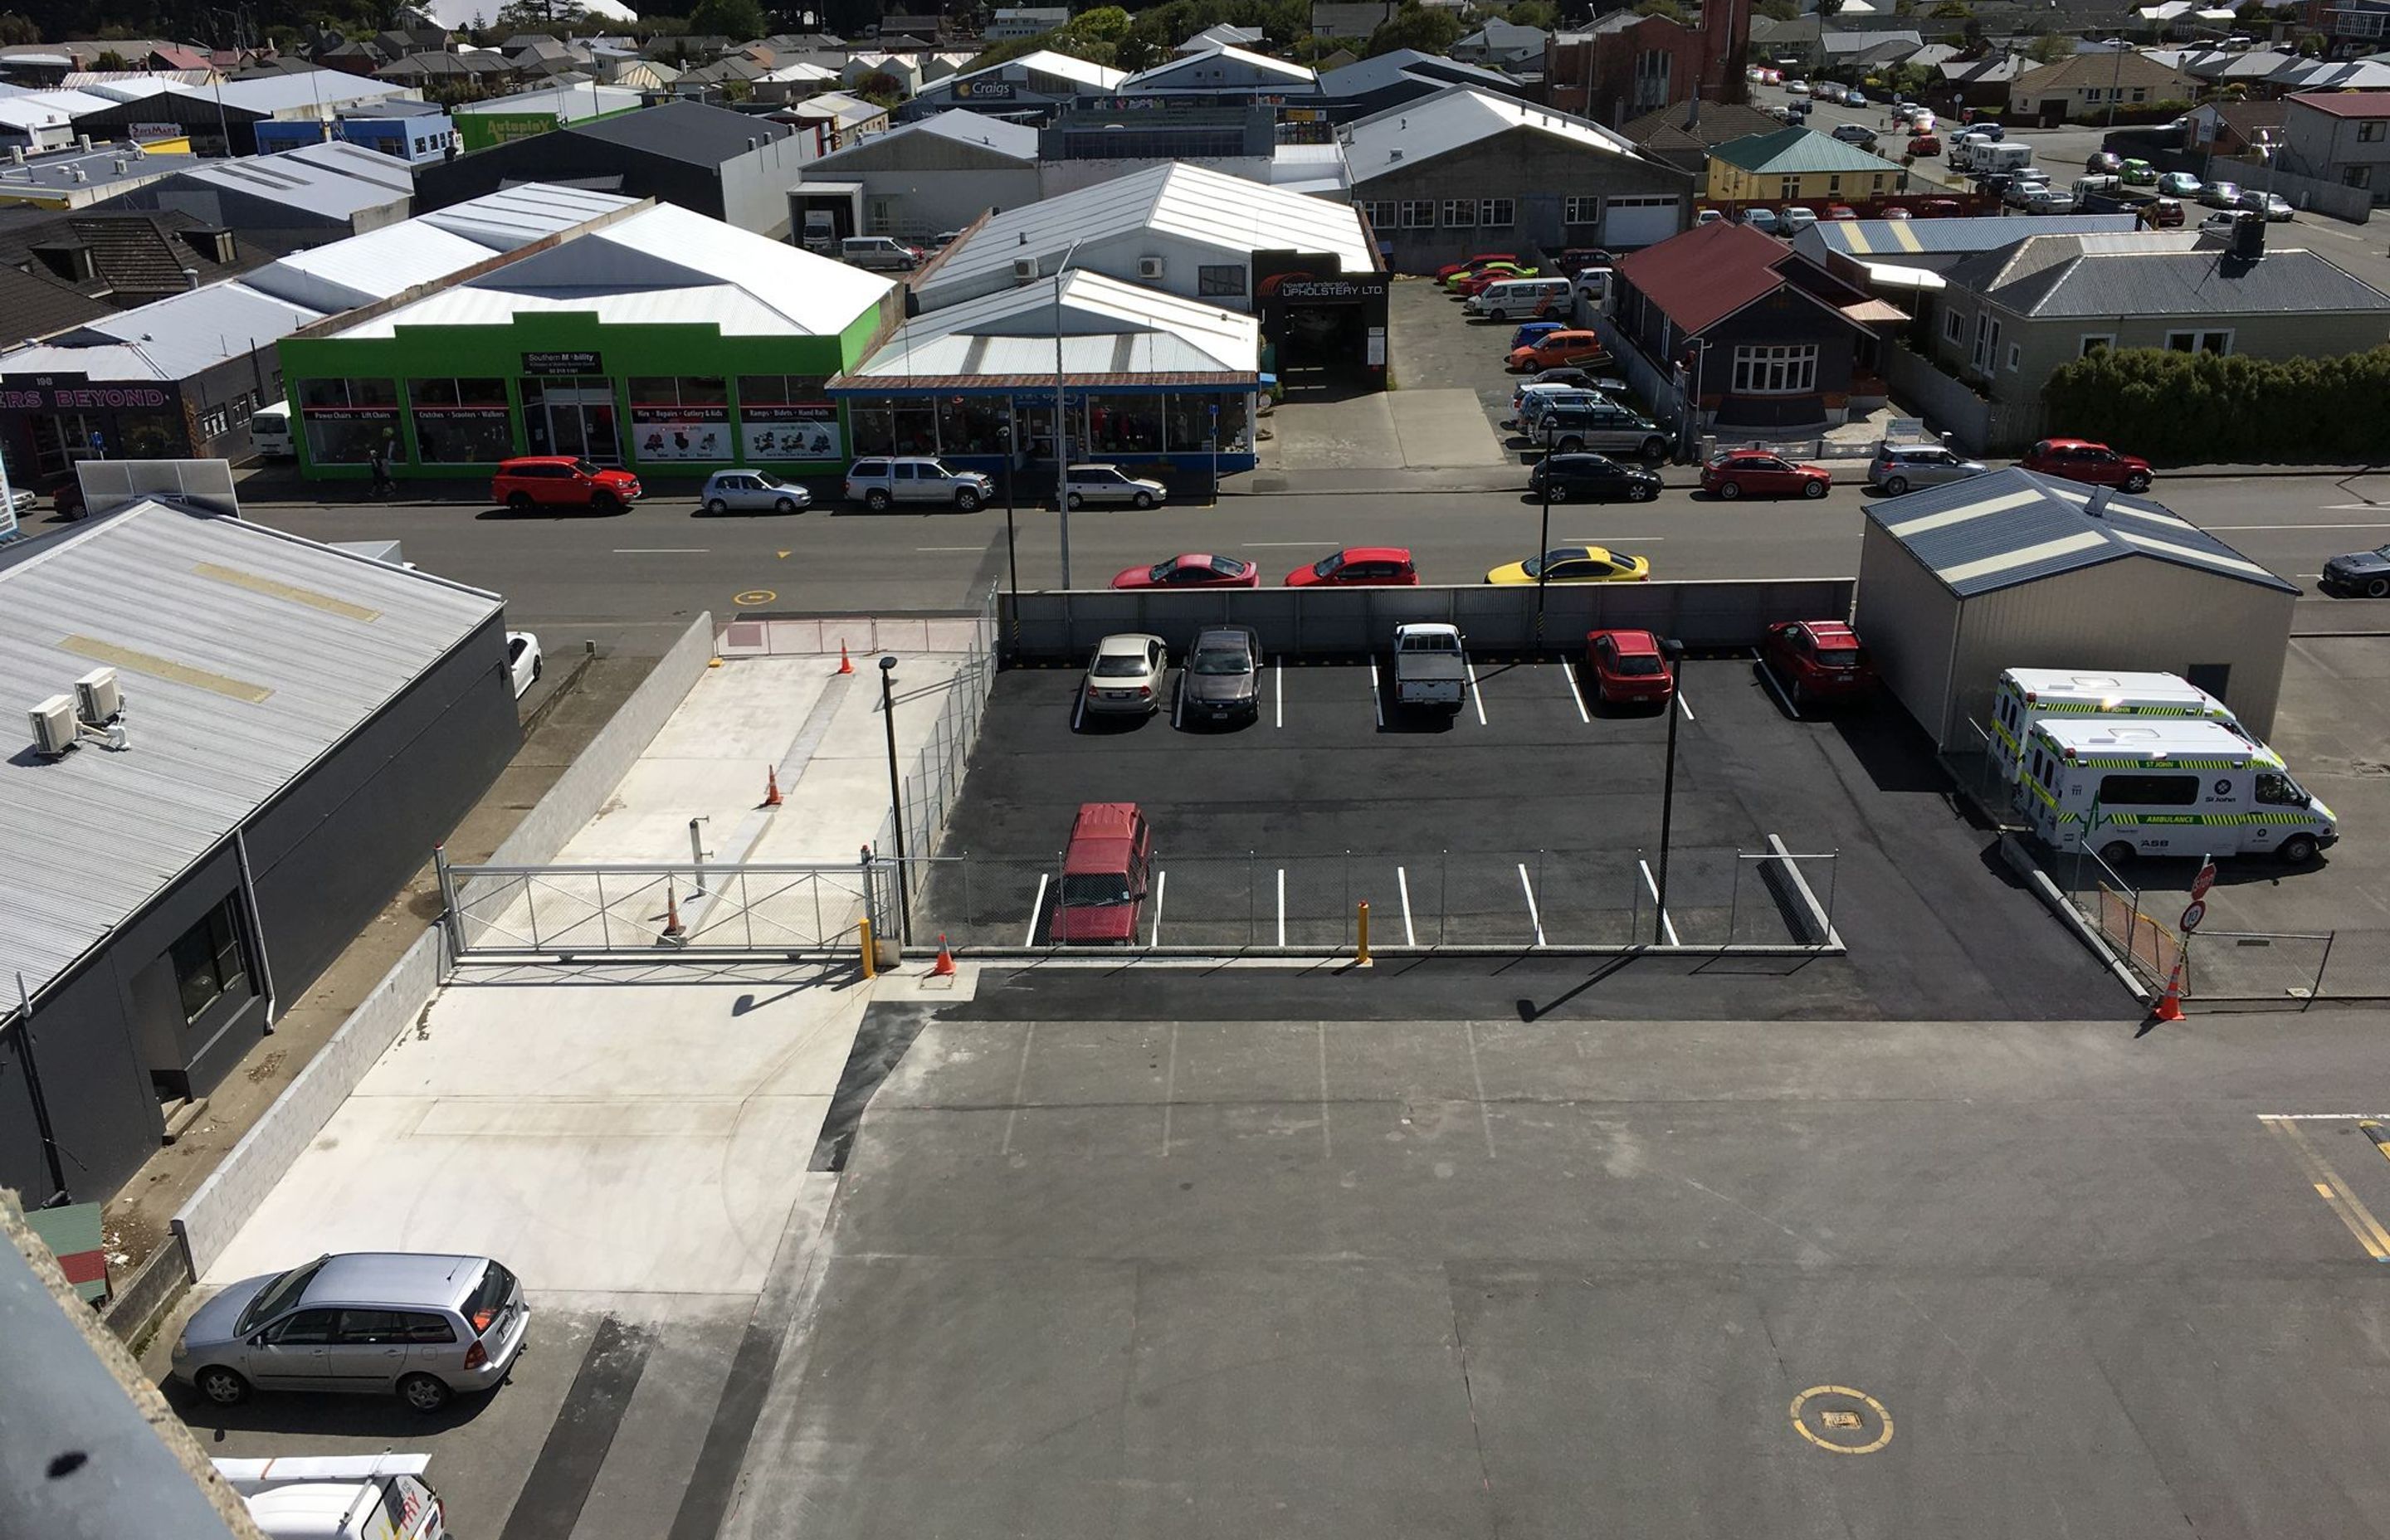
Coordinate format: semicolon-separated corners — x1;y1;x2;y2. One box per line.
1051;236;1085;588
998;417;1019;660
878;655;910;946
1652;637;1685;946
1534;465;1553;646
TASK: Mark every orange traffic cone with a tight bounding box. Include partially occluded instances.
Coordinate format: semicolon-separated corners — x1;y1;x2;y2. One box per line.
661;880;686;943
2148;984;2185;1026
762;766;783;807
931;933;957;977
837;641;854;675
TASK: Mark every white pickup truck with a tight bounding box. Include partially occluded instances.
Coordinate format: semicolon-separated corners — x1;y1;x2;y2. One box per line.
1392;623;1467;713
214;1455;445;1540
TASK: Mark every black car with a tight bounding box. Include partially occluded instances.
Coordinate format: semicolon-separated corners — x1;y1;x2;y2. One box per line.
2321;543;2390;597
1528;366;1607;391
1529;452;1661;504
1973;172;2014;198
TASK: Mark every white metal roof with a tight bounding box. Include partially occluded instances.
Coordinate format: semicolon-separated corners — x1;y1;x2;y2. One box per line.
177;142;414;217
2030;715;2261;760
2002;668;2226;710
0;504;502;1005
938;48;1127;95
241;222;506;311
844;268;1256;383
417;182;631;247
1341;85;1642;183
1120;45;1319;89
212;71;413;115
454;80;641;117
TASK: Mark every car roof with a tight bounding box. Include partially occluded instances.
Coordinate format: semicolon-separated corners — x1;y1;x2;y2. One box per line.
1791;619;1860;644
1166;553;1228;566
502;456;578;466
1193;625;1257;647
301;1252;490;1310
1557;544;1618;561
1095;632;1161;655
1589;627;1661;653
2036;437;2100;451
1337;545;1412;563
1064;802;1142;874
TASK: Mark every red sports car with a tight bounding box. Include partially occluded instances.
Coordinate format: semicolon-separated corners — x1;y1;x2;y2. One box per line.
1110;553;1261;590
1584;628;1675;707
1283;546;1420;587
1761;619;1873;706
1701;450;1830;500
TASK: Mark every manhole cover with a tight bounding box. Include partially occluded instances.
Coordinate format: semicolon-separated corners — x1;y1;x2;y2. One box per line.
1789;1385;1894;1455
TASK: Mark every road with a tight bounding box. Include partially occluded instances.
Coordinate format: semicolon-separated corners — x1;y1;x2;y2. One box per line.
232;471;2390;656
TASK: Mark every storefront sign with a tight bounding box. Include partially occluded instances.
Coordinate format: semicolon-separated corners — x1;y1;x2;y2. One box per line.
412;407;510;422
631;404;730;461
739;402;841;461
1274;277;1388;302
0;384;172;411
953;79;1014;100
301;406;401;422
522;351;603;376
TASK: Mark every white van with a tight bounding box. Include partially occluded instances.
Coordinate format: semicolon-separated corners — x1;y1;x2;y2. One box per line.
2016;717;2336;866
249;401;294;458
1989;667;2243;782
215;1455;445;1540
1981;142;2034;175
1466;275;1571;321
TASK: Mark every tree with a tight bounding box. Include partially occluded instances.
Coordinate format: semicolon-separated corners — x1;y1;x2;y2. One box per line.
1632;0;1684;20
0;12;37;44
493;0;590;31
688;0;765;39
93;47;129;68
1928;1;1969;16
1364;3;1461;56
1755;0;1799;18
2025;30;2075;62
852;66;904;106
1505;0;1558;28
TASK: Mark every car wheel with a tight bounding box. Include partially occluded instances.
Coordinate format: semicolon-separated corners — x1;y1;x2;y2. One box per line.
2100;841;2137;868
591;491;617;511
2369;578;2390;599
774;497;797;514
1717;479;1742;500
2280;833;2320;865
1802;479;1827;500
1627;482;1653;502
1132;490;1155;509
1557;437;1583;455
955;488;983;512
1545;481;1568;503
865;489;890;511
1487;309;1507;322
1066;492;1084;509
194;1367;249;1406
533;657;542;680
1883;475;1909;495
707;498;729;514
1639;436;1668;461
398;1373;452;1414
2123;471;2151;493
506;490;533;510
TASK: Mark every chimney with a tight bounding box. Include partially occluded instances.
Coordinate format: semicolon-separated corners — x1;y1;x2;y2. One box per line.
183;266;198;290
76;133;90;151
2085;486;2113;518
1685;90;1700;129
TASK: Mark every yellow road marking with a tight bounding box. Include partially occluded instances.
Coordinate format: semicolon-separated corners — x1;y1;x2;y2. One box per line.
733;589;777;607
2270;1121;2390;1261
1789;1385;1894;1455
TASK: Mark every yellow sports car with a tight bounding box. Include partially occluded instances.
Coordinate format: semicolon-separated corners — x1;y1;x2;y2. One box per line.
1484;545;1651;584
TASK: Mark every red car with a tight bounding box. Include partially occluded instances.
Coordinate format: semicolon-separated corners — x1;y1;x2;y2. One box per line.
1908;134;1941;156
1283;545;1419;587
1110;553;1261;590
1701;450;1830;500
491;455;642;511
1584;628;1675;707
2019;437;2153;492
1914;197;1962;217
1050;802;1153;945
1825;204;1859;221
1437;251;1519;285
1505;329;1610;373
1761;620;1873;707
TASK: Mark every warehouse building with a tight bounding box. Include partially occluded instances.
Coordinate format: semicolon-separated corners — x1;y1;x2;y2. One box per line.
1857;468;2298;752
0;500;517;1204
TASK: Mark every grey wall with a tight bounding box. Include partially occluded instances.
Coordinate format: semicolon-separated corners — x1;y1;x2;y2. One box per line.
720;135;816;238
1854;518;1962;748
1354;130;1691;273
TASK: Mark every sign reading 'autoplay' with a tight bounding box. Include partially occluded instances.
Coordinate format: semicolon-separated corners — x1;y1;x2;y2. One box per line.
522;351;602;375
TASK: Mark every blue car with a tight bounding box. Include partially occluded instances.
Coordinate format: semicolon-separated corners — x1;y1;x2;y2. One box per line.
1510;320;1565;351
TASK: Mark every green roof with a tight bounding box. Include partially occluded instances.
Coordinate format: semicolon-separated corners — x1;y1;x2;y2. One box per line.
1710;125;1904;176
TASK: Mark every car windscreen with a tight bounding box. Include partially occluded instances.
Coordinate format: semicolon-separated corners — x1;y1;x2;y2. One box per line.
1815;646;1861;666
572;459;600;478
465;1260;516;1335
1060;874;1132;906
1092;654;1148;677
1611;655;1665;676
1310;552;1345;578
1147;561;1180;583
237;1259;328;1335
1191;646;1250;675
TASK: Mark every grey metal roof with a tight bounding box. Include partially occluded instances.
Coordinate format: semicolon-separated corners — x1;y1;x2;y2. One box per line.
1862;466;2299;597
568;98;793;165
1947;231;2390;319
0;502;502;1005
1795;214;2140;264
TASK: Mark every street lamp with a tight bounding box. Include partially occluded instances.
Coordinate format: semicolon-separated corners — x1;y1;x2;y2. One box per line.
1534;463;1553;646
1652;637;1685;946
998;417;1019;660
1051;236;1085;587
878;655;910;945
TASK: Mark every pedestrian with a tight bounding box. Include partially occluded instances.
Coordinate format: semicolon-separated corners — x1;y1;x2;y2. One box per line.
368;432;393;496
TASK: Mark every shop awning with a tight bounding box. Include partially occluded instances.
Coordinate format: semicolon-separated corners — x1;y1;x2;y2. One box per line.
1840;298;1911;326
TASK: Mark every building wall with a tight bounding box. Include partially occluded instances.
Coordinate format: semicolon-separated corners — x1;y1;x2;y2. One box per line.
719;134;816;238
1854;514;1962;748
850;165;1040;236
2280;100;2390;202
1352;128;1690;271
1708;158;1907;203
1690;292;1863;430
417;135;729;224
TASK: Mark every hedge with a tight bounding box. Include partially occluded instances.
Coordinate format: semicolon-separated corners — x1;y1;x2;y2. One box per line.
2041;346;2390;462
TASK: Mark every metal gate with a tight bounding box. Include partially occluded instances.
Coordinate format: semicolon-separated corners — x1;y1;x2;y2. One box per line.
438;850;894;958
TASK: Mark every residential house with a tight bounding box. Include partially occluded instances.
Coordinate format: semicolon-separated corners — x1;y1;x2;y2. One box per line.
988;7;1070;39
1820;28;1924;76
1451;20;1551;72
1938;51;2022;110
607;57;683;91
0;207;271;307
753;61;841;104
1311;2;1402;41
1618;99;1785;178
840;52;925;95
1705;126;1910;207
2278;89;2390;203
1749;14;1824;67
1315;49;1524;119
2317;0;2390;59
375;50;513;90
2184;97;2288;158
788;90;890;153
1178;23;1265;53
1546;4;1749;127
2007;50;2194;124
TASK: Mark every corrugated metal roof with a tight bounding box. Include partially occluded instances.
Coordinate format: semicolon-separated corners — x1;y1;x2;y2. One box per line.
417;182;631;248
838;268;1255;387
1710;124;1906;176
1796;214;2140;263
1342;85;1640;182
1121;44;1318;89
936;48;1127;93
179;144;412;217
1954;233;2390;319
241;222;502;311
0;504;500;1003
453;80;641;119
1862;466;2299;597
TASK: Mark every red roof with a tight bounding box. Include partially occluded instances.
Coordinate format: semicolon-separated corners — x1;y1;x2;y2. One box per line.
1614;219;1797;336
150;45;211;69
2290;90;2390;119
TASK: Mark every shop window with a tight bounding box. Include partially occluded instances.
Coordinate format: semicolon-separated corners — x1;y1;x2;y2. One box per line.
628;376;730;461
1085;396;1165;454
1198;264;1245;297
410;378;512;463
848;400;938;456
935;395;1011;455
1480;198;1514;227
297;378;402;463
115;411;181;457
168;896;249;1025
735;375;841;461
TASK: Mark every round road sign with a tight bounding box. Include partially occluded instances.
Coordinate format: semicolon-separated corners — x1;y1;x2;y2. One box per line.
2179;899;2207;933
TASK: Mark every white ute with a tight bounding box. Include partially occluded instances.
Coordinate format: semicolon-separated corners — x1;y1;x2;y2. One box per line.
1393;622;1467;714
215;1455;445;1540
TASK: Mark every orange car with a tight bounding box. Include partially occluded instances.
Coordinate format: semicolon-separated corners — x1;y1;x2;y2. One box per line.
1505;329;1611;373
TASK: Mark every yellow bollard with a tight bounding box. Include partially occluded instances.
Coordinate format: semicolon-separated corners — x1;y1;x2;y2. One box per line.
1356;900;1372;967
858;917;877;979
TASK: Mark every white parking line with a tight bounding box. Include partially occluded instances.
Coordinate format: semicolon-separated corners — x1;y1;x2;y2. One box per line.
1071;683;1086;732
1558;660;1589;724
612;547;710;553
1466;656;1488;726
914;545;984;552
1517;863;1546;948
1754;660;1800;719
2211;520;2390;529
1676;688;1696;724
1276;867;1287;948
1149;870;1167;948
1397;865;1417;946
1026;873;1050;948
1274;660;1283;728
1368;659;1384;729
1638;859;1680;947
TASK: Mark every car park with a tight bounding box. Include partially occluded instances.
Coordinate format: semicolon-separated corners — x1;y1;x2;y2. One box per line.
700;468;809;514
1702;449;1830;499
1908;133;1941;156
844;456;992;510
2019;437;2152;491
2320;543;2390;597
1180;625;1262;724
1760;620;1872;707
505;631;541;698
1484;543;1651;584
1868;443;1988;494
2158;171;2202;197
2147;196;2185;227
1528;452;1660;503
1505;329;1611;373
2201;180;2244;208
1050;802;1154;943
2239;188;2294;222
1064;463;1165;509
1584;628;1675;707
1110;553;1260;590
1285;546;1418;587
490;456;641;511
171;1252;529;1413
1080;633;1168;716
1530;398;1671;459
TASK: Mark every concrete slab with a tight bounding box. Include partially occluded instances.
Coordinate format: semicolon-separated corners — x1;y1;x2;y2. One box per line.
1388;387;1510;468
1269;393;1405;471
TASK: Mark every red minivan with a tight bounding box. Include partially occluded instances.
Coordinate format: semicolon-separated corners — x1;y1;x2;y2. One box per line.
1051;802;1154;945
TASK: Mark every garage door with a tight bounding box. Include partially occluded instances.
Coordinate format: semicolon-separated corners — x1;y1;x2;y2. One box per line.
1602;196;1681;248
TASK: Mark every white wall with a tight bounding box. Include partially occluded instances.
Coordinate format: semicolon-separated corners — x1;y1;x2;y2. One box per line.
856;166;1041;236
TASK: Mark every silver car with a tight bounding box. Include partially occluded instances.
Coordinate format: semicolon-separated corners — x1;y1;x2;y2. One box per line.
1180;625;1261;725
844;456;992;511
1869;443;1988;495
1063;463;1165;509
700;469;810;514
1080;632;1168;717
172;1252;529;1414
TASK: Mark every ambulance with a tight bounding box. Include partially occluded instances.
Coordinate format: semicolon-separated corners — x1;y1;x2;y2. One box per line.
2014;717;2335;866
1988;667;2243;782
213;1455;444;1540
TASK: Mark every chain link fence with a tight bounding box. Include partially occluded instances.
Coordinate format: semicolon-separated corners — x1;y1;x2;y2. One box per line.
2041;843;2336;1002
441;856;881;957
876;586;998;882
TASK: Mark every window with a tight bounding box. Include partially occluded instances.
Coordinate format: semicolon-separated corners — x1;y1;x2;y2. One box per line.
198;404;229;439
2079;334;2114;357
628;377;729;462
409;377;511;463
1442;197;1478;227
1827;175;1841;192
1480;197;1514;227
1398;200;1435;227
2363;121;2388;144
1779;176;1801;201
1360;199;1397;231
295;377;401;463
2165;329;2232;354
1971;313;2001;371
405;1313;460;1343
1730;344;1818;394
736;375;839;461
265;1309;338;1346
2007;343;2020;371
335;1309;415;1345
1942;309;1963;344
2129;87;2146;102
168;896;249;1024
1563;196;1601;225
2097;773;2200;807
1197;264;1245;296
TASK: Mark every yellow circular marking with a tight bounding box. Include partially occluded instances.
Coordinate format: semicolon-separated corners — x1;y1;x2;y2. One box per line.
1789;1385;1894;1455
734;589;778;607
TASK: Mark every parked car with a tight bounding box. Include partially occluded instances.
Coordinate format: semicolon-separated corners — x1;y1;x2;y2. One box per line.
2321;543;2390;597
1064;463;1165;509
1908;134;1941;156
1964;119;2005;140
1882;205;1914;220
2075;173;2123;198
1573;265;1613;303
1110;553;1260;590
1778;205;1818;233
171;1252;529;1412
2020;187;2076;214
1584;628;1675;707
1843;87;1867;106
1868;443;1988;495
1831;123;1877;148
1050;802;1154;943
843;456;992;511
491;456;641;512
2147;196;2185;227
1825;204;1859;221
1510;319;1566;351
1080;632;1168;717
1391;621;1468;713
1531;399;1671;460
2157;171;2202;197
2200;179;2244;208
1436;250;1520;285
2120;158;2158;186
1785;79;1810;94
217;1454;445;1540
1507;384;1606;426
2238;188;2294;222
700;468;809;514
1524;365;1609;392
1914;197;1963;217
1702;449;1830;500
506;631;542;698
1505;329;1610;373
1695;207;1725;225
1976;173;2017;201
1743;207;1781;234
2088;150;2124;173
840;235;925;271
1285;546;1418;587
1451;262;1538;296
2020;437;2153;491
1761;619;1873;707
1484;544;1651;584
1180;625;1262;724
1529;452;1661;504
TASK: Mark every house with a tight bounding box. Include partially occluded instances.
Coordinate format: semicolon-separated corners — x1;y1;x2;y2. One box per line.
1117;46;1321;98
2318;0;2390;59
794;110;1040;241
2007;50;2194;124
607;57;683;91
1938;51;2022;110
988;6;1070;39
1451;20;1550;72
1315;49;1524;119
1610;218;1890;431
1311;2;1402;40
0;207;269;308
1546;6;1750;127
841;51;924;95
1344;85;1691;266
753;60;840;104
1178;23;1265;53
2277;90;2390;205
788;90;890;153
2184;97;2288;156
1705;126;1910;207
1618;99;1786;177
1749;13;1824;66
1820;28;1924;72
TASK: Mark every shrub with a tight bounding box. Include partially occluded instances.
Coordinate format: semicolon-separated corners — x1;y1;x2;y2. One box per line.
2042;346;2390;461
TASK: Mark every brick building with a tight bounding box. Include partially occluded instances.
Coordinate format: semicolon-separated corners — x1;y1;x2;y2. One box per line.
1545;2;1749;129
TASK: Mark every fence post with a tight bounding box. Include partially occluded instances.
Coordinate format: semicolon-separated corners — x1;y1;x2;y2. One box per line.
859;916;876;979
963;851;975;933
1247;850;1256;950
1440;850;1449;945
1344;850;1352;948
434;845;464;958
593;867;610;952
859;845;878;942
1357;900;1371;966
1631;848;1642;942
2312;930;2336;1006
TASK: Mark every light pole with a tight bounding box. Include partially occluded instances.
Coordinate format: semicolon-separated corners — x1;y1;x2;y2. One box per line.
878;655;910;946
1652;637;1685;946
998;417;1019;660
1051;236;1085;587
1534;466;1553;646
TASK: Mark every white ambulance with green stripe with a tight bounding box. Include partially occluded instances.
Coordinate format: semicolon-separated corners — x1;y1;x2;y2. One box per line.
2017;717;2335;865
1989;668;2243;782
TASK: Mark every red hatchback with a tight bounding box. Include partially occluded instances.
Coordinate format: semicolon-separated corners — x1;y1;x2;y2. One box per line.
1438;251;1520;285
2019;437;2153;491
1762;620;1872;707
1584;628;1675;707
1110;553;1261;590
1050;802;1154;945
491;456;642;511
1702;450;1830;500
1284;546;1419;587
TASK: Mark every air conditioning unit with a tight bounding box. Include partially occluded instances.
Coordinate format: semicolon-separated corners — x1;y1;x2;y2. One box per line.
75;666;120;724
28;694;75;757
1012;256;1038;282
1136;256;1166;280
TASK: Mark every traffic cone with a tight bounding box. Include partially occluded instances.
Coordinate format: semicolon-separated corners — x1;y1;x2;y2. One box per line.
837;641;854;675
661;880;686;943
931;933;956;977
2147;982;2186;1026
762;766;783;807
